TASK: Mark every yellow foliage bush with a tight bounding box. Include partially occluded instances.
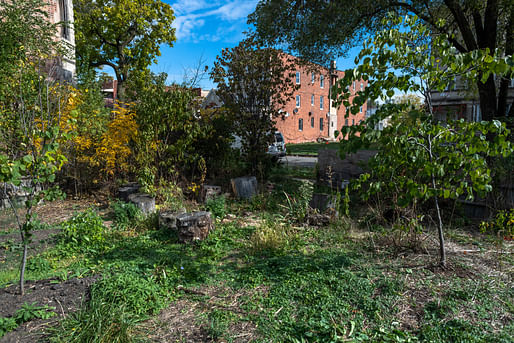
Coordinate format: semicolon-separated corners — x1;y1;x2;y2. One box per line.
94;103;138;177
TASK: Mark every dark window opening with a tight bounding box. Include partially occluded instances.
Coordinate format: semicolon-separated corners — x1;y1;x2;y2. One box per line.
59;0;70;39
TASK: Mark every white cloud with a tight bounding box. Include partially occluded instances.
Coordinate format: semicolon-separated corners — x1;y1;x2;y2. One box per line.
211;1;258;21
172;0;220;15
171;0;258;42
174;15;206;40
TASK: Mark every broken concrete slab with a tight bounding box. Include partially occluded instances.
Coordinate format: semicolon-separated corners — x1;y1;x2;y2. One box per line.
128;193;155;215
231;176;258;199
176;211;214;243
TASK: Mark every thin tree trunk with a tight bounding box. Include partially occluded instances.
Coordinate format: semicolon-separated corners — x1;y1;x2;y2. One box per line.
428;134;446;267
19;233;27;296
433;192;446;267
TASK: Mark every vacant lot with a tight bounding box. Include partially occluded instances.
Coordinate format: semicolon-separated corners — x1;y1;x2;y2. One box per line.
0;174;512;342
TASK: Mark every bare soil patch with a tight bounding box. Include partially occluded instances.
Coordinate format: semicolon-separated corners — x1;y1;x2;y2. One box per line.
0;276;98;343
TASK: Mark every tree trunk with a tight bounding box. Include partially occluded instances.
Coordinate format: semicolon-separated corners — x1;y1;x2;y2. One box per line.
19;233;27;296
497;77;510;117
116;78;126;102
433;193;446;267
477;76;497;121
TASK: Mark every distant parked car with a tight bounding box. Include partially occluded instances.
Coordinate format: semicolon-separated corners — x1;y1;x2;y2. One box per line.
230;131;286;158
267;131;286;157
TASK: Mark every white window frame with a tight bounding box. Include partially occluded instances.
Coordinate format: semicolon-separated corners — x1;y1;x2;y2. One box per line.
320;96;324;110
311;94;314;106
296;71;301;84
296;95;301;108
311;72;315;83
320;75;324;88
299;118;303;131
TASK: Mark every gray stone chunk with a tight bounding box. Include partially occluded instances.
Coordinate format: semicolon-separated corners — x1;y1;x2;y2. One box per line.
176;211;214;243
309;193;334;212
201;185;222;203
118;182;141;202
159;208;187;230
128;193;155;215
231;176;258;199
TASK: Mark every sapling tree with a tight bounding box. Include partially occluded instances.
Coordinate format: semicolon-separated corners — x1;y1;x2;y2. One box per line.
0;0;69;294
210;37;298;174
334;15;512;266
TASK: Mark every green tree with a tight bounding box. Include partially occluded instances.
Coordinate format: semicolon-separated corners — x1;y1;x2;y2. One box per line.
133;73;204;189
249;0;514;120
73;0;176;99
0;0;69;295
210;37;297;174
336;15;512;266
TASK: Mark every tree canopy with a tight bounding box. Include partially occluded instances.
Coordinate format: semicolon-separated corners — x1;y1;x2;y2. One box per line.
74;0;176;99
249;0;514;120
210;37;297;173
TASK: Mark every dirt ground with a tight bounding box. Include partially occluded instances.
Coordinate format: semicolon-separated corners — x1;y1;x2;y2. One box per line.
0;199;104;343
146;284;263;343
0;276;98;343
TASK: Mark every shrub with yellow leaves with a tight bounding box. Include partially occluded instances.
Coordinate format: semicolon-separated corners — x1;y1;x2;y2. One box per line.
94;103;138;177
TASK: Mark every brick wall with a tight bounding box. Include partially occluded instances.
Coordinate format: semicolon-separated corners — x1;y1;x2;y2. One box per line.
275;57;367;144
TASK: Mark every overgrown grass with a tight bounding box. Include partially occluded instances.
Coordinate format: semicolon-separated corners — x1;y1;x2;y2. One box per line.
287;142;379;156
1;181;512;342
287;142;341;156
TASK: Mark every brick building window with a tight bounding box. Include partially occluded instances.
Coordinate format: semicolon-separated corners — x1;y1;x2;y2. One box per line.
311;72;315;83
311;94;314;106
360;106;363;113
320;118;324;131
296;95;301;107
299;118;303;131
320;75;324;88
296;72;300;84
59;0;70;40
352;119;355;125
320;96;324;110
345;119;348;126
311;117;314;128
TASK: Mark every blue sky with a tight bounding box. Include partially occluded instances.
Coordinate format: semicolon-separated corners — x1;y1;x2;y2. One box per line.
154;0;360;90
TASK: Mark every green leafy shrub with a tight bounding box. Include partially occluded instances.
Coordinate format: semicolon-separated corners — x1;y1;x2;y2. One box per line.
60;208;106;248
0;317;17;338
0;303;55;338
26;256;51;273
281;180;313;223
205;195;226;219
480;209;514;241
111;200;141;230
91;270;167;315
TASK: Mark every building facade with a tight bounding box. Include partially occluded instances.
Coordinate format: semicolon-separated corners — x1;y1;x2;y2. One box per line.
275;60;367;144
46;0;76;81
431;77;514;122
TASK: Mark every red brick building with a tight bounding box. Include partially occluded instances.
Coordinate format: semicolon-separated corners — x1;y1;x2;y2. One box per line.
275;59;367;143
